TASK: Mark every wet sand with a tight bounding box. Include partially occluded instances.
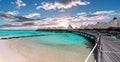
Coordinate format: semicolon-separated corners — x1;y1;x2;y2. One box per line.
0;37;94;62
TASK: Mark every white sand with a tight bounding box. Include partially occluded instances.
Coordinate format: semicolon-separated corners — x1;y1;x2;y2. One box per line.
0;38;94;62
0;39;27;62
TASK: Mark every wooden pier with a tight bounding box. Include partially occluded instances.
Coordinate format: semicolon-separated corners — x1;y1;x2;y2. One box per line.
78;31;120;62
98;36;120;62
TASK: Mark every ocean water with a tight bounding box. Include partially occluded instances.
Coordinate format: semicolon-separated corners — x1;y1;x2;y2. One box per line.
0;30;94;62
0;30;52;38
0;30;89;45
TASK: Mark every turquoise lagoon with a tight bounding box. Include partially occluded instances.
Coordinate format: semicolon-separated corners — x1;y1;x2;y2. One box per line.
0;30;88;45
0;30;94;62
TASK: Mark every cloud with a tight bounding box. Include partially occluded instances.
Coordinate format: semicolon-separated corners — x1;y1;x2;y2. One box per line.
0;11;38;22
24;13;40;18
71;22;95;28
0;11;19;21
0;26;38;30
21;22;35;26
76;10;116;21
15;0;26;9
24;10;116;27
4;11;19;16
77;12;87;15
93;11;116;15
36;0;90;10
0;10;116;29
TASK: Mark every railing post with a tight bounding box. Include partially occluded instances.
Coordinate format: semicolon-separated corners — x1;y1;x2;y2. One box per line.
97;34;101;62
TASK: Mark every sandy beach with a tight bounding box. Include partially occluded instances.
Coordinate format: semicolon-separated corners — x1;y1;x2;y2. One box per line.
0;37;94;62
0;39;27;62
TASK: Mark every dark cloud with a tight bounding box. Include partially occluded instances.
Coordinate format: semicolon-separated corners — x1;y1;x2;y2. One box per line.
36;0;90;10
57;0;73;5
0;24;19;28
0;12;37;22
84;14;98;17
22;22;35;26
0;22;35;28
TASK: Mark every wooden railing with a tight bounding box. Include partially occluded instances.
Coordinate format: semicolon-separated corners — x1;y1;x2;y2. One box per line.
84;34;101;62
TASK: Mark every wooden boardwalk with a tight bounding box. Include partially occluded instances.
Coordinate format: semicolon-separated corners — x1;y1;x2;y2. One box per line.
81;31;120;62
98;36;120;62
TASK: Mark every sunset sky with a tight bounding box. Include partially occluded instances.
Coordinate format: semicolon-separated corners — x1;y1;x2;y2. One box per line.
0;0;120;29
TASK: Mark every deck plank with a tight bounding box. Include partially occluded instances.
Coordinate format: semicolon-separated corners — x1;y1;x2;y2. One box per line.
99;36;120;62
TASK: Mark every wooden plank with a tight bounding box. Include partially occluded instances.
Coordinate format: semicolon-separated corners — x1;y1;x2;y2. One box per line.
99;36;120;62
81;31;120;62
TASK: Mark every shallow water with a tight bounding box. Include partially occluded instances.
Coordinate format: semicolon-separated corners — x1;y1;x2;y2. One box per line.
111;35;117;39
0;30;94;62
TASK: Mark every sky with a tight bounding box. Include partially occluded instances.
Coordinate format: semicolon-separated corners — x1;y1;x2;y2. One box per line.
0;0;120;29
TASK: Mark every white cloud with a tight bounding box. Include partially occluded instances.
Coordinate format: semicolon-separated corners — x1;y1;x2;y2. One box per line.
78;15;107;21
30;10;116;27
15;0;26;9
93;11;116;15
76;10;116;21
71;22;95;28
36;0;90;10
77;12;87;15
4;11;19;16
0;10;116;29
24;13;41;18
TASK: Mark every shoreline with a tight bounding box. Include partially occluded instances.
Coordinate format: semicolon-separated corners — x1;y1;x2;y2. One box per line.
0;36;94;62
